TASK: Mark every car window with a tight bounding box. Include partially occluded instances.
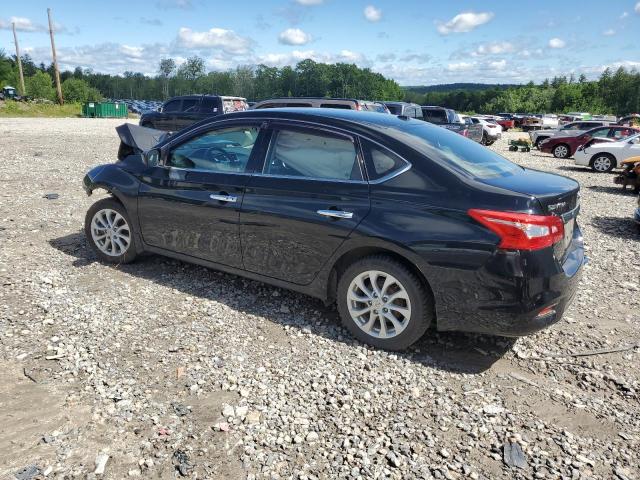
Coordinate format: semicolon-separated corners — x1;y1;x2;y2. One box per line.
182;99;199;112
364;141;409;181
386;104;402;115
167;126;259;173
163;100;181;113
222;99;249;114
563;123;580;130
320;103;352;109
612;128;635;139
423;109;447;124
200;97;219;112
413;107;424;120
590;128;610;138
263;128;362;181
256;102;312;109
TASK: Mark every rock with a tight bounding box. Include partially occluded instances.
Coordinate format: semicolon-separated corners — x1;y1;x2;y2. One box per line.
94;453;109;475
306;431;319;442
235;405;249;417
245;411;261;424
503;441;527;469
222;404;235;417
14;466;40;480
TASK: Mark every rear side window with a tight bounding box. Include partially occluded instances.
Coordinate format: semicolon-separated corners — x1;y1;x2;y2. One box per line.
163;100;181;112
363;141;409;181
263;129;362;181
386;104;402;115
200;97;220;112
223;98;249;113
413;107;424;120
320;103;352;109
423;109;448;124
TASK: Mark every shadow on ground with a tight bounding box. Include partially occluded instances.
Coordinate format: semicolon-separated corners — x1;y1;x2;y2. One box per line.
589;215;640;239
49;232;517;375
586;185;639;195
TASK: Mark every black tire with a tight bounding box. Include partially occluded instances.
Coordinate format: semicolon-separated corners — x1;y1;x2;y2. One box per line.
336;255;434;350
481;132;488;145
590;153;616;173
553;143;570;159
141;122;153;129
534;137;547;149
84;198;138;264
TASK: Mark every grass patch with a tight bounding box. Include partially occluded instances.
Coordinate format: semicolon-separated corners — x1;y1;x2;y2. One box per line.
0;101;83;118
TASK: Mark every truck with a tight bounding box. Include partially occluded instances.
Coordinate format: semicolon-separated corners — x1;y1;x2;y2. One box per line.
421;106;484;143
0;86;26;101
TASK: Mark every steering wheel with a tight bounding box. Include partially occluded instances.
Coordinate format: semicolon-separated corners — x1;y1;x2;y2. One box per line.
204;147;237;164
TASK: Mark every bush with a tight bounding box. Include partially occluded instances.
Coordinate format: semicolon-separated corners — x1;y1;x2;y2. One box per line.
61;78;102;103
25;71;55;101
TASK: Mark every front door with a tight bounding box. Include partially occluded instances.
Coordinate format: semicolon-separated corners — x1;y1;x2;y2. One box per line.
137;123;263;268
240;124;371;285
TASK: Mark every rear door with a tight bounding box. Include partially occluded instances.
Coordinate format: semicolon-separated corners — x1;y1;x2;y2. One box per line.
137;122;264;268
157;99;181;130
175;98;201;130
240;123;370;285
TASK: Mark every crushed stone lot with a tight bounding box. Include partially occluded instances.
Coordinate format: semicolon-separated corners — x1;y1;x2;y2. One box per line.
1;117;639;480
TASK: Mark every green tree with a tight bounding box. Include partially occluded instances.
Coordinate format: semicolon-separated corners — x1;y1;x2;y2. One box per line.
25;71;55;100
61;78;102;103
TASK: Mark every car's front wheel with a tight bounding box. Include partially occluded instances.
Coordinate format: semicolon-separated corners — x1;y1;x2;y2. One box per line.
337;255;433;350
590;153;616;172
84;198;137;264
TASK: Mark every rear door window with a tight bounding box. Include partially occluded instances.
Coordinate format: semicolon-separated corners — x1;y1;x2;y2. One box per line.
182;99;199;112
423;109;447;124
589;128;611;138
362;140;410;181
386;104;402;115
200;97;220;113
263;128;362;181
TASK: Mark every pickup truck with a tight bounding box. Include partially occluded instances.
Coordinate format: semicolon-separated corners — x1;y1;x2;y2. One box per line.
422;106;484;143
139;95;248;131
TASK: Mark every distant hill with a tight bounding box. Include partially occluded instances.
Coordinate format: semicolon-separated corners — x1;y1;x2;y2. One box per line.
403;83;519;94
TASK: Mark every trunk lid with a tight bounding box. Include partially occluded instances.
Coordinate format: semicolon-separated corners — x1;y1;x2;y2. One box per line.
480;168;580;258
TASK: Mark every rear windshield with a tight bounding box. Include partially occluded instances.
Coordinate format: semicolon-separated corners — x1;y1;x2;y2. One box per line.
389;122;522;179
321;103;352;109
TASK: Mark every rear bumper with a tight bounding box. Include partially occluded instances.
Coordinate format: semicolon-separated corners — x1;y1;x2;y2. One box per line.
433;224;585;337
486;132;501;142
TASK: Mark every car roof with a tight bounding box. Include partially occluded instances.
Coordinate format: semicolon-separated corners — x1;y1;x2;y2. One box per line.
257;97;361;102
157;107;441;147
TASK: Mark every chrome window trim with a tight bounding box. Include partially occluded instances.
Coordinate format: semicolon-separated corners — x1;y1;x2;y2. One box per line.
161;116;413;184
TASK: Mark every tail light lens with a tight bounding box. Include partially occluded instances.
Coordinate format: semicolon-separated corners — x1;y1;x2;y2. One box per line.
468;209;564;250
487;123;497;128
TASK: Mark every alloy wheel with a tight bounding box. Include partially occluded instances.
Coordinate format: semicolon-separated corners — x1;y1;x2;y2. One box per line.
592;156;612;172
347;270;412;339
554;145;569;158
90;208;131;257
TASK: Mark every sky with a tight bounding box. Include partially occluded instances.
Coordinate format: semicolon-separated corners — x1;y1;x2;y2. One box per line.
1;0;639;86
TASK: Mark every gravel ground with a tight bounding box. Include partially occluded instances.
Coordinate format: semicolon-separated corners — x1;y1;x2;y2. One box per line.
0;118;639;480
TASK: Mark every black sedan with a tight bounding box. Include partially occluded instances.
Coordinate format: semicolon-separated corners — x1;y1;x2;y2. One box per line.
83;109;584;350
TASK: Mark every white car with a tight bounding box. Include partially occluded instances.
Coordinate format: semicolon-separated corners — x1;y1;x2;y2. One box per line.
470;117;502;145
574;133;640;172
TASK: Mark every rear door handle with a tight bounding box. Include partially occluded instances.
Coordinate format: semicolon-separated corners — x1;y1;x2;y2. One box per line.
317;209;353;219
209;194;237;203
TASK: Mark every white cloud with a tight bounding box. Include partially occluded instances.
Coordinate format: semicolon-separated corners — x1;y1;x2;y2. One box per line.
488;59;507;70
472;41;515;56
278;28;312;46
620;11;629;18
447;62;475;72
548;37;566;49
257;50;368;68
176;27;252;54
364;5;382;22
437;11;494;34
603;29;616;36
295;0;324;4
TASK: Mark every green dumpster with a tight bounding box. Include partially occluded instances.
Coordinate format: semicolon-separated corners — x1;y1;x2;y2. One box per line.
82;102;97;117
94;102;128;118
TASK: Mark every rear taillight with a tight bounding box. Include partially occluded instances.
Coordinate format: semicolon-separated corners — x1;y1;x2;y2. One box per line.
487;123;497;128
468;209;564;250
355;103;362;111
462;129;469;137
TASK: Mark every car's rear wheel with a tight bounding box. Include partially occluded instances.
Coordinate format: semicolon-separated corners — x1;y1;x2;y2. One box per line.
481;132;488;145
85;198;137;264
590;153;615;172
553;144;570;159
337;255;433;350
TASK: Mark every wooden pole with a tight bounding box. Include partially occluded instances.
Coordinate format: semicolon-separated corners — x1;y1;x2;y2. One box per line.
12;23;26;96
47;8;64;105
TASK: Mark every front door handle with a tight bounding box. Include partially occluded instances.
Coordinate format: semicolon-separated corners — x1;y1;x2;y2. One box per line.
209;193;237;203
317;209;353;219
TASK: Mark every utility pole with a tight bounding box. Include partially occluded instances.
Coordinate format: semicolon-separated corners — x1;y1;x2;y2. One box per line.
12;23;26;96
47;8;64;104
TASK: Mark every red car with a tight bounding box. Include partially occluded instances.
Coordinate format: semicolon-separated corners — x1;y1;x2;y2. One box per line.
539;125;640;158
496;118;515;131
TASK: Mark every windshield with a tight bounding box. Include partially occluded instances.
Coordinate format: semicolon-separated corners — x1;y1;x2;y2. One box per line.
387;121;523;179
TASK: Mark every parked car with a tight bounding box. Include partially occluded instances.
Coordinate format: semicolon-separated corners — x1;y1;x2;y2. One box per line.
574;132;640;172
139;95;249;131
454;114;484;143
618;114;640;127
521;114;559;132
470;116;502;145
539;126;640;159
494;117;515;131
83;108;583;350
422;107;483;143
252;97;390;113
384;102;424;119
530;120;614;148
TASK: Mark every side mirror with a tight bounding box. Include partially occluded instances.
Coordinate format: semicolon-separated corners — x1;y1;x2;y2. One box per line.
146;148;161;167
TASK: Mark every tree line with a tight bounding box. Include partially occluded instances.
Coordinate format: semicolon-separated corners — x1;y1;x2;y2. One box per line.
1;49;639;116
404;69;640;116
